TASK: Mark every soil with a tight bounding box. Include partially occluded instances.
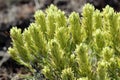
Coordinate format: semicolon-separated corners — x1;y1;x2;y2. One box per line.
0;0;120;79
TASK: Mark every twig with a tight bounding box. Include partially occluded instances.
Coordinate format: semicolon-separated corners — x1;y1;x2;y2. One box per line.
0;51;10;67
34;0;40;10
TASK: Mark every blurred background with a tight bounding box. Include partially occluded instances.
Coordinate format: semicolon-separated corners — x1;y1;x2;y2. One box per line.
0;0;120;79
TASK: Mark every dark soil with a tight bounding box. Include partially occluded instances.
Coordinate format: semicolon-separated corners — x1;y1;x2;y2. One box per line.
0;0;120;79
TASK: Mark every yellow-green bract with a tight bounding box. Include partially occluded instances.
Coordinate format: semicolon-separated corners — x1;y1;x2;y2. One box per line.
8;4;120;80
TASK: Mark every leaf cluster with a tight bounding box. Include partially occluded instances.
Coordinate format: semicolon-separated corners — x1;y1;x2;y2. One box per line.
8;4;120;80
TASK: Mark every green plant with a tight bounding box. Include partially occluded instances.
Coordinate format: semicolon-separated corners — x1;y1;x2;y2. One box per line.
8;4;120;80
